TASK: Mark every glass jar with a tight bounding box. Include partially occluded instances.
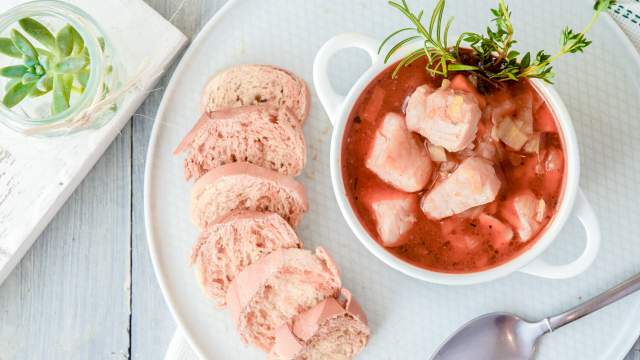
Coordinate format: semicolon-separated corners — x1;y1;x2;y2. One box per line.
0;0;122;136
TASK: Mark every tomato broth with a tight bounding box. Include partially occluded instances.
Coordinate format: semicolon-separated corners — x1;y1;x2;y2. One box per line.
342;57;566;273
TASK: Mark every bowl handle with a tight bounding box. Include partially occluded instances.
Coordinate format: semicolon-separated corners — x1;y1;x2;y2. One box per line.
313;33;379;125
519;189;601;279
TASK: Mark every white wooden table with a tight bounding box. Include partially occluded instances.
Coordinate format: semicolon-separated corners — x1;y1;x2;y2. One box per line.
0;1;637;359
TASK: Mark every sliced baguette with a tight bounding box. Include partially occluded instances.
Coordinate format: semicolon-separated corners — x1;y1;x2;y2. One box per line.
226;247;341;351
191;211;303;306
175;105;306;181
201;64;310;123
191;162;308;230
269;289;370;360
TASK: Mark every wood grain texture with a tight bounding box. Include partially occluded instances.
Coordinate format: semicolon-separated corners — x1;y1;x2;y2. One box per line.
0;0;638;359
0;125;132;360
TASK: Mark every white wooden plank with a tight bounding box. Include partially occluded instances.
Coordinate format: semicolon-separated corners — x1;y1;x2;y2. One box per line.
0;0;187;286
0;125;132;359
130;1;227;359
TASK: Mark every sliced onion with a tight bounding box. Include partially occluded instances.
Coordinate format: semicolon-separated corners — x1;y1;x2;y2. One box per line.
514;90;534;135
536;198;547;223
523;132;541;154
427;143;447;162
496;117;528;151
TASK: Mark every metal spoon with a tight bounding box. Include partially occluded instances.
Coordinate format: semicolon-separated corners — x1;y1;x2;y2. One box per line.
431;273;640;360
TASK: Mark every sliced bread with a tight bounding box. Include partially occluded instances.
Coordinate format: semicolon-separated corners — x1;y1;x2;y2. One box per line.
269;289;370;360
226;247;341;351
201;64;310;123
191;211;303;306
175;105;307;181
191;162;308;230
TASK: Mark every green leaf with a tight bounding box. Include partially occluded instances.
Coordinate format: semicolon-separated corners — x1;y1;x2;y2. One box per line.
34;64;45;76
10;29;38;60
2;80;36;108
0;65;29;78
35;47;52;58
77;68;90;88
5;78;19;91
51;74;70;114
21;72;39;84
24;58;37;67
520;52;531;69
29;88;49;98
98;37;105;52
36;74;53;92
56;25;74;57
594;0;616;11
54;56;88;73
19;17;56;49
447;64;480;71
70;27;84;54
0;37;23;58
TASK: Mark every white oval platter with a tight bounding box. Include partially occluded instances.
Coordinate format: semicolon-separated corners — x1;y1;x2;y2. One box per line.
145;0;640;358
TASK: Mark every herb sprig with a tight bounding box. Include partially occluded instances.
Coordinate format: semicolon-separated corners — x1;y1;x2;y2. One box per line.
0;17;94;115
380;0;615;85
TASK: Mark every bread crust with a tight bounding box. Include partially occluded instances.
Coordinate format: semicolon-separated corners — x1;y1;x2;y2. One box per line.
201;64;310;124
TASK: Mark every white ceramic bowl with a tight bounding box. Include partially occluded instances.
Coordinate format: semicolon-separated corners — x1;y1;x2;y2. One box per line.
313;33;600;285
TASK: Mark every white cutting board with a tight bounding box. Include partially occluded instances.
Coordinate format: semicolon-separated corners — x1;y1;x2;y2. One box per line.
0;0;187;284
145;0;640;359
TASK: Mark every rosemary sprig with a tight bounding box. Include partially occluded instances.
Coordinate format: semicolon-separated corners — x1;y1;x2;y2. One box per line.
380;0;615;84
379;0;458;78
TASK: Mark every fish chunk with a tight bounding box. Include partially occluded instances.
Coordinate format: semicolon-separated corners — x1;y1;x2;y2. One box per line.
421;157;501;220
366;112;433;192
406;82;482;152
363;188;418;247
478;213;514;250
500;190;544;241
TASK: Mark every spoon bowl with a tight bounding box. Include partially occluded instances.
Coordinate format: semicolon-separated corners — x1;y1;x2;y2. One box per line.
430;273;640;360
431;313;550;360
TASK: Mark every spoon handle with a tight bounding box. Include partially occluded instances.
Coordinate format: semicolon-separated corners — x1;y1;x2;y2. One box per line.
546;272;640;331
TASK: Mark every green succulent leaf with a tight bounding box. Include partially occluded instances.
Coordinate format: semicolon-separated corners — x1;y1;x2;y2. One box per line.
36;74;53;92
19;17;56;49
0;37;22;58
29;88;49;98
54;56;87;73
24;57;37;67
2;80;36;108
10;29;38;60
34;64;45;76
51;74;71;114
70;26;84;54
5;78;19;91
21;72;40;84
35;47;52;58
56;25;74;57
77;68;90;89
0;65;29;78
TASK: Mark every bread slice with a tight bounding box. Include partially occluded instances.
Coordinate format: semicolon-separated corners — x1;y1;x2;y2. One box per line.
226;248;341;351
191;162;308;230
201;64;310;123
191;211;303;306
175;105;307;181
269;289;370;360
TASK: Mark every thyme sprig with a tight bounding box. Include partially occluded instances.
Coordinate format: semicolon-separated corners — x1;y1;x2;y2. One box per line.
380;0;615;84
